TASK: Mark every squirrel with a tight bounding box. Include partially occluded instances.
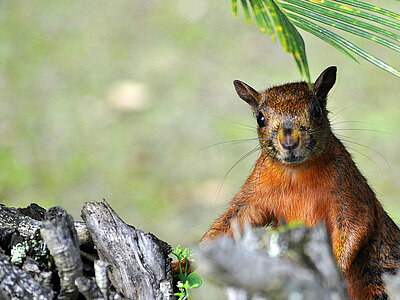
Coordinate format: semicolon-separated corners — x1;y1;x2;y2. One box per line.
200;66;400;300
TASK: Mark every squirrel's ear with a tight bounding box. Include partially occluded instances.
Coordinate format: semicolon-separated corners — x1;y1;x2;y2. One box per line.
313;66;337;103
233;80;260;109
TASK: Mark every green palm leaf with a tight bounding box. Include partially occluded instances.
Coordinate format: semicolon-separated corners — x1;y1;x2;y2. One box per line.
290;19;360;64
331;0;400;21
302;0;400;31
231;0;400;82
283;0;400;42
282;3;400;53
290;14;400;77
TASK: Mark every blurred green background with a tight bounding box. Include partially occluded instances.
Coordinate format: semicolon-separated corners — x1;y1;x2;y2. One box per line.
2;0;400;298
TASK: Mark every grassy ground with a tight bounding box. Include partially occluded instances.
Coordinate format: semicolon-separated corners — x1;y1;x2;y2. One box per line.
2;1;400;298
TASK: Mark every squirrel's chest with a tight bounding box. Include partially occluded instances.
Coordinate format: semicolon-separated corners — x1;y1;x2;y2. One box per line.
269;187;329;226
255;165;333;226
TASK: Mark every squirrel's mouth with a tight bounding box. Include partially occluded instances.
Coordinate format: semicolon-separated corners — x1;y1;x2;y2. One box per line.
263;132;312;165
280;151;307;165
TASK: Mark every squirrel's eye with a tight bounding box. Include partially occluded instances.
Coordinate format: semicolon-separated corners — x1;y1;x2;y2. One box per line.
257;111;266;128
311;104;322;121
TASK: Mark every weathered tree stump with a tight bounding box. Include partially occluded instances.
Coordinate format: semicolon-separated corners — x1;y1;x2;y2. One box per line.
0;200;174;300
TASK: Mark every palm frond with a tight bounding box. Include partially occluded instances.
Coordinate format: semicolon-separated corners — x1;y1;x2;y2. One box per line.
283;0;400;42
291;19;360;64
331;0;400;21
282;3;400;53
290;14;400;77
302;0;400;30
232;0;400;81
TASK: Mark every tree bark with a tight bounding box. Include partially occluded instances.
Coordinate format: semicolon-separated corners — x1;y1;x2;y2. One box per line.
0;203;92;248
81;200;174;300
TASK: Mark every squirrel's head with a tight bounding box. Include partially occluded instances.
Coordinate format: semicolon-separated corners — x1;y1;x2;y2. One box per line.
234;66;336;165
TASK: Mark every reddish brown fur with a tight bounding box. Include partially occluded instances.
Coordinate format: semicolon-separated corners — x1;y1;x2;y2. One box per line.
201;67;400;300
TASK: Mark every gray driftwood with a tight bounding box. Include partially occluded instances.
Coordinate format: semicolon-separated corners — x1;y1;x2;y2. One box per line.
0;252;54;300
0;204;92;247
40;207;83;299
94;260;110;298
0;202;174;299
81;201;174;300
197;223;349;300
3;201;400;300
74;276;103;300
22;257;53;292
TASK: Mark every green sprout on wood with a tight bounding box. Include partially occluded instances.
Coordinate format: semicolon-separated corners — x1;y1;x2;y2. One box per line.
172;245;202;300
232;0;400;84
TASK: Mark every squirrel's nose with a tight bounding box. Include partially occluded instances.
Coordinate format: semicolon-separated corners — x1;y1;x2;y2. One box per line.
279;133;299;150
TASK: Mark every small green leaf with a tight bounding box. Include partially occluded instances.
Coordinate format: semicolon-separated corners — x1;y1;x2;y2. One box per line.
178;273;187;282
174;292;185;300
182;247;191;259
187;273;203;289
172;245;182;260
